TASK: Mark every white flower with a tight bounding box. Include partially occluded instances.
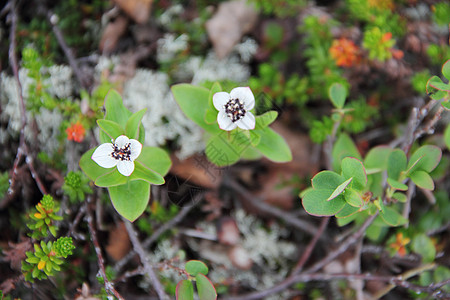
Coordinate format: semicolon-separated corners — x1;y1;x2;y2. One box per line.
91;135;142;176
213;87;255;131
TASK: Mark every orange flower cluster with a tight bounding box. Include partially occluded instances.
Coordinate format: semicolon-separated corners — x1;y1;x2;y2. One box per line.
329;38;361;67
66;122;86;143
389;232;410;257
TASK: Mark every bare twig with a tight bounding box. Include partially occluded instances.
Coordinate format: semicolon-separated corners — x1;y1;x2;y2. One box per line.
85;198;124;300
224;177;319;237
402;180;416;228
123;219;169;300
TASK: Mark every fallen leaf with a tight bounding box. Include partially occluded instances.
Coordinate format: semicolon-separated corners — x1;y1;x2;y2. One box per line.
3;238;32;270
99;15;129;55
170;154;222;189
206;0;258;59
113;0;153;24
105;221;131;261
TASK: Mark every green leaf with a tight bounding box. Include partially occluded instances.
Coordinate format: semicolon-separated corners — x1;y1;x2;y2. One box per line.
208;82;223;108
302;190;346;216
327;177;352;201
445;124;450;150
364;146;392;174
171;84;219;133
205;132;247;166
104;90;131;128
407;145;442;173
196;274;217;300
185;260;209;276
130;162;165;185
392;192;407;203
255;111;278;130
442;101;450;109
108;180;150;222
344;189;363;207
335;204;360;219
409;170;434;190
329;83;347;109
387;149;407;180
332;134;361;172
176;280;194;300
341;157;367;190
125;109;147;141
380;206;407;226
412;234;436;263
97;119;124;141
79;149;110;181
311;171;345;190
442;59;450;80
426;76;447;100
429;81;450;91
387;178;408;191
254;127;292;162
136;147;172;177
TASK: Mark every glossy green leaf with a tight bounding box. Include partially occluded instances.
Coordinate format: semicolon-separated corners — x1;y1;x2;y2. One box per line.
185;260;209;276
327;177;352;201
108;180;150;222
387;149;407;180
364;146;392;174
255;111;278;130
95;169;127;187
79;149;110;181
380;206;407;226
196;273;217;300
136;147;172;177
412;234;436;263
97;119;124;141
171;84;219;133
426;76;447;100
409;170;434;190
407;145;441;173
329;83;347;109
387;178;408;191
125;109;147;141
255;127;292;162
130;162;165;185
442;59;450;80
332;134;361;172
176;280;194;300
302;189;346;216
341;157;367;190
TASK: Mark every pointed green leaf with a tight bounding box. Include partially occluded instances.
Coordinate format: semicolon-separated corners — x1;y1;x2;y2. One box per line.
335;204;360;219
407;145;441;173
104;89;131;128
329;83;347;109
136;147;172;177
204;108;218;124
95;169;127;187
332;134;361;172
97;119;124;141
125;109;147;141
255;127;292;162
426;76;447;100
429;81;450;91
176;280;194;300
409;170;434;190
364;146;392;174
205;132;247;166
387;149;407;180
80;149;110;181
341;157;367;190
302;189;346;216
185;260;209;276
380;206;407;226
327;177;352;201
255;111;278;130
130;161;165;185
108;180;150;222
387;178;408;191
196;274;217;300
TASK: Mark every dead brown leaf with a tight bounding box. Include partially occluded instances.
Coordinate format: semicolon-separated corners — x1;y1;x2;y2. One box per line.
99;15;129;55
170;154;222;189
105;221;131;261
3;237;32;271
206;0;258;59
113;0;153;24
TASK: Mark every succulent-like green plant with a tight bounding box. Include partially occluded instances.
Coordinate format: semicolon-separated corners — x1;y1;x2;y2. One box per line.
27;195;63;239
62;171;93;203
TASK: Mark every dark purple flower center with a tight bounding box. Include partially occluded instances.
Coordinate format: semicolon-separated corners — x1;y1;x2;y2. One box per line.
224;98;246;122
111;143;131;161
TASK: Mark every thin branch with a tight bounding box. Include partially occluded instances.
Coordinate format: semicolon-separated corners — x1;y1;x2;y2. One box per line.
402;180;416;228
85;198;124;300
123;219;169;300
223;177;319;237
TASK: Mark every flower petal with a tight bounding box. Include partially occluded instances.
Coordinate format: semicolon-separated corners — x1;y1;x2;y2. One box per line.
213;92;230;111
217;110;237;131
117;161;135;176
235;111;255;130
129;139;142;161
230;87;255;110
92;143;117;168
114;135;130;148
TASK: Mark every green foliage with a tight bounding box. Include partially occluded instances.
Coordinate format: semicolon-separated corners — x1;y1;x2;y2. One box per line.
309;116;334;144
362;27;395;62
411;70;432;95
27;195;63;239
427;44;450;66
171;82;292;166
62;171;93;203
249;0;307;17
0;172;10;200
432;2;450;26
176;260;217;300
80;90;172;221
22;237;75;282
